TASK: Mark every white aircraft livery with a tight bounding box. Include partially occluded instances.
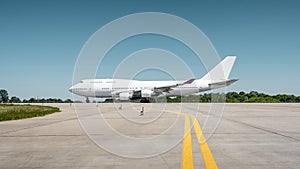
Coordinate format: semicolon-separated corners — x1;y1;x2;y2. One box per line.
69;56;238;102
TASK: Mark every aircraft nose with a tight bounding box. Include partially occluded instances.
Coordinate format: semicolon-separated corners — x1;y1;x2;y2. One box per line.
69;87;73;92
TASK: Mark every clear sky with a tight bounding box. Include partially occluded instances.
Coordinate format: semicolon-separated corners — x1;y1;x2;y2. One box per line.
0;0;300;100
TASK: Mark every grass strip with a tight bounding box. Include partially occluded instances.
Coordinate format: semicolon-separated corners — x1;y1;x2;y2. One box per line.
0;104;60;121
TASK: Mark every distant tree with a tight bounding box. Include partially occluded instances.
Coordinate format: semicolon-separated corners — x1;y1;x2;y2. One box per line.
0;89;9;103
226;92;240;102
103;99;112;103
28;98;37;103
239;95;248;102
40;98;46;103
45;98;63;103
296;96;300;103
211;93;226;102
199;93;211;102
64;99;73;103
249;91;259;96
10;96;21;103
167;96;181;103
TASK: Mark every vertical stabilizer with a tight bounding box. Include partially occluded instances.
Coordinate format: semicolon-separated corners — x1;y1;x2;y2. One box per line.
201;56;236;81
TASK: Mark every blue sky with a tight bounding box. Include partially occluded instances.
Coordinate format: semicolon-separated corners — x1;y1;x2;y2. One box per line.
0;0;300;99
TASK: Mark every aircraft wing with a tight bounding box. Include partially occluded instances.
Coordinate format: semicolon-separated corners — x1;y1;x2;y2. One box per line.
154;78;195;93
111;89;131;95
110;78;195;98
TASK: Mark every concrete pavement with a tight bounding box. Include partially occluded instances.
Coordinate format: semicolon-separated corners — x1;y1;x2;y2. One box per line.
0;103;299;169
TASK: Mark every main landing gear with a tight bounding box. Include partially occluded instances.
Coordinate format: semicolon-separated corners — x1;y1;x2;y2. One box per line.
140;98;157;103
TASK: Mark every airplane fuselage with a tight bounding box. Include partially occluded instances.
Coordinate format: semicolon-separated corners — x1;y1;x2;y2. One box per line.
69;79;207;98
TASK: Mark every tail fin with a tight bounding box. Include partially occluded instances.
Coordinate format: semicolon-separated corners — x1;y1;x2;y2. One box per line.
201;56;236;81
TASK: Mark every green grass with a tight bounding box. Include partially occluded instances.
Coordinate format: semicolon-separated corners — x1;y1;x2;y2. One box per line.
0;104;60;121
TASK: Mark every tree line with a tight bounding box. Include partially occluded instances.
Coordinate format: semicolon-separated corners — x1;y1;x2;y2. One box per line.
1;89;300;103
0;89;73;103
166;91;300;103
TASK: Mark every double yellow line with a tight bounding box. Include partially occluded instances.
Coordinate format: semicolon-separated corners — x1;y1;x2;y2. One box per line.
162;109;218;169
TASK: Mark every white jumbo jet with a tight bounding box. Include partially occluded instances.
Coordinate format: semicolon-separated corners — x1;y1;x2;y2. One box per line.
69;56;238;102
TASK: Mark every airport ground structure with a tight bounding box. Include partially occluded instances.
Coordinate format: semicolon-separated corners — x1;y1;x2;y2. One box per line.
0;103;299;169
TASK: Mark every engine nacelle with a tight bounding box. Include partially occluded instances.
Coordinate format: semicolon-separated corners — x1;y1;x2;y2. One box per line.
119;92;132;101
141;89;152;98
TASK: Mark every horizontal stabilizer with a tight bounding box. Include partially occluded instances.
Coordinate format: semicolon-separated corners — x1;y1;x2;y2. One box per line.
209;79;239;88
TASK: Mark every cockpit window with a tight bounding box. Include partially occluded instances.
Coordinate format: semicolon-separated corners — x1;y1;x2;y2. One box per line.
80;80;83;83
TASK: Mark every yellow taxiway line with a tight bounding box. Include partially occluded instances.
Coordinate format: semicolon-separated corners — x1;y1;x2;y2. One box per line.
159;109;218;169
191;116;218;169
181;115;194;169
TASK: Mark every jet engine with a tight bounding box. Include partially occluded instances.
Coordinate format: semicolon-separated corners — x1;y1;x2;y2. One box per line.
141;89;152;98
119;92;132;101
